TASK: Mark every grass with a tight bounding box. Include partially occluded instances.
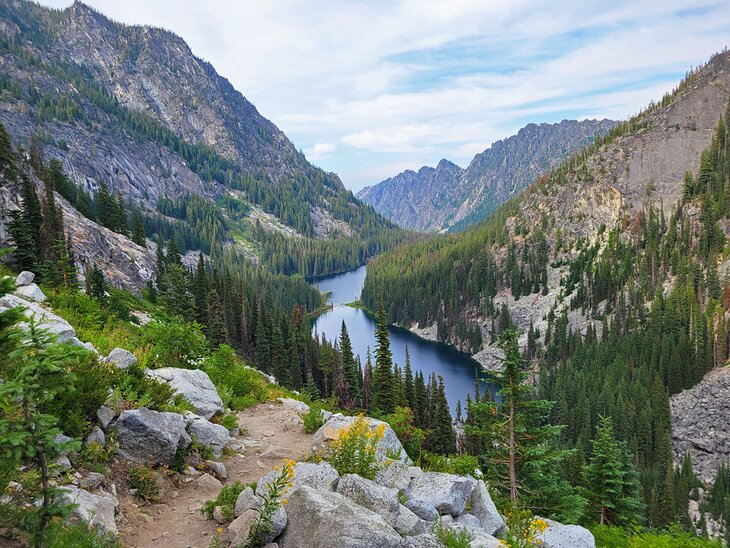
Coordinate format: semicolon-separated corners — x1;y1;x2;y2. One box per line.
591;525;723;547
202;481;246;522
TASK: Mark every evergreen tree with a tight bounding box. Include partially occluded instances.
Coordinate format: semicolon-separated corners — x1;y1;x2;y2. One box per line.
339;321;359;407
372;294;395;414
85;264;108;304
0;123;17;181
429;376;455;454
583;416;643;526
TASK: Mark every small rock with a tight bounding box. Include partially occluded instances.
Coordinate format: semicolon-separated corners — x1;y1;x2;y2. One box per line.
276;397;310;416
212;506;228;524
225;509;258;546
401;534;443;548
405;498;438;521
113;407;190;465
85;426;106;446
15;271;35;286
105;347;137;369
79;472;105;490
234;487;262;517
195;473;222;493
205;460;228;480
96;405;116;429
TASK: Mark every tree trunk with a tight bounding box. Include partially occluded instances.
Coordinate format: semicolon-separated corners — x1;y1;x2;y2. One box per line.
508;380;517;502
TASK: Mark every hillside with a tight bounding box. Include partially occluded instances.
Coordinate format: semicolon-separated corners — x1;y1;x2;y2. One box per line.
363;49;730;530
357;119;616;232
0;0;406;284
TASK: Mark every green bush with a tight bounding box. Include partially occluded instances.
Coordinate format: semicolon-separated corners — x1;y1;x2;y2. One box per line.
384;406;425;459
44;521;120;548
418;452;480;477
203;345;270;410
143;320;208;369
51;351;113;437
327;415;384;480
112;363;177;410
432;517;473;548
591;525;722;548
127;464;163;502
202;481;245;522
303;405;325;434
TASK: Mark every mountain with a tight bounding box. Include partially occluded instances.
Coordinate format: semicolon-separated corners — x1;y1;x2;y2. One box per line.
362;49;730;526
357;119;617;232
0;0;405;286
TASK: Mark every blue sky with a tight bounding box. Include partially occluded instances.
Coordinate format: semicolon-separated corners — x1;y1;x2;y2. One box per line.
41;1;730;191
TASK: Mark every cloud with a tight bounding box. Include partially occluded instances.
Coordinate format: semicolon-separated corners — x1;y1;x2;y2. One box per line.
38;0;730;190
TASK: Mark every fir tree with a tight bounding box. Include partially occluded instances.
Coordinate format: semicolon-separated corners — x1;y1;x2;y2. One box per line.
339;321;359;407
85;264;108;304
372;294;395;414
0;123;17;181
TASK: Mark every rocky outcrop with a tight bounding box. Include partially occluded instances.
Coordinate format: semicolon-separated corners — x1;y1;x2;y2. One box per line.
312;413;410;464
278;485;403;548
59;486;118;534
148;367;224;419
407;472;477;517
0;293;76;342
358;120;617;232
335;473;401;527
113;407;191;465
671;365;730;482
256;461;339;498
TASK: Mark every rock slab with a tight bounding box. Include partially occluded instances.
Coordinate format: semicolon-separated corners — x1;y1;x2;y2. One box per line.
148;367;223;419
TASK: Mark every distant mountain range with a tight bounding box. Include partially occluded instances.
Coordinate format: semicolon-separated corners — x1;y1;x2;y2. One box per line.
357;119;617;232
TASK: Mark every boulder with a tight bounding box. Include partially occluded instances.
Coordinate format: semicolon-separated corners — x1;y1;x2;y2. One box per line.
96;405;116;429
234;486;262;517
105;347;137;369
148;367;223;419
113;407;191;465
278;485;402;548
394;504;428;535
225;509;258;546
401;534;443;548
537;519;596;548
335;473;400;526
183;412;229;458
59;486;118;533
404;498;438;521
276;397;310;416
14;283;46;303
84;426;106;446
470;480;505;535
375;461;423;491
312;413;410;464
263;506;287;544
0;294;76;342
79;472;105;490
15;271;35;286
195;473;223;493
205;460;228;480
256;461;339;498
454;513;481;528
408;472;477;516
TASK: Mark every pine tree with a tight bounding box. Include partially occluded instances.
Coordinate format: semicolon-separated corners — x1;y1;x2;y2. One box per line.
583;416;643;526
339;321;359;407
132;211;146;247
363;349;373;412
193;253;209;327
429;376;455;454
85;264;108;304
372;294;395;414
403;347;414;408
0;123;17;181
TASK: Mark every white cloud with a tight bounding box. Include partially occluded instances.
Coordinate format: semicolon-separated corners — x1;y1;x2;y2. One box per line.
38;0;730;190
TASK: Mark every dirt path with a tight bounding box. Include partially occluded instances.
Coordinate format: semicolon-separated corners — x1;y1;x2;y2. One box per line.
118;401;313;548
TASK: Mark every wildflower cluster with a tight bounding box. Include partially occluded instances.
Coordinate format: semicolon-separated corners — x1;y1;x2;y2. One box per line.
499;506;548;547
327;414;385;480
246;460;295;547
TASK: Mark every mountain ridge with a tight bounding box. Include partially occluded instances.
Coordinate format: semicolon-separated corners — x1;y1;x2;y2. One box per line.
357;118;617;232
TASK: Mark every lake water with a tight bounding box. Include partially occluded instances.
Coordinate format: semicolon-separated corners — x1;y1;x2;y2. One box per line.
312;265;496;413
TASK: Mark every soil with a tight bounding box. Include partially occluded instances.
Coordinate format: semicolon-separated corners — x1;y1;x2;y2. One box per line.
117;401;314;547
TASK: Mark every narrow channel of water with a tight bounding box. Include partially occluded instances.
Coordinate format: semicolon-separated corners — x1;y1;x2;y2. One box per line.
311;265;496;412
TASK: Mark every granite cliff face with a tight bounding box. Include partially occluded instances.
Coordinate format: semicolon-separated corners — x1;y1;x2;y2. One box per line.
358;119;617;232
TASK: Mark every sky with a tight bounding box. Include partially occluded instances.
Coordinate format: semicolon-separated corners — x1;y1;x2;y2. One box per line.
39;1;730;191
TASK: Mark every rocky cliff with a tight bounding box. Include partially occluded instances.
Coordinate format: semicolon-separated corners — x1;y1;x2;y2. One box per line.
358;119;616;232
671;365;730;483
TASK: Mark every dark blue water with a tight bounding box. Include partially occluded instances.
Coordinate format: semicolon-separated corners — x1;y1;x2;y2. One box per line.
312;265;496;413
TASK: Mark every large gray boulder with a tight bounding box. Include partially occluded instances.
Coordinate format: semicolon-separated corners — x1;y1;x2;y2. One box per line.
404;498;438;521
105;347;137;369
408;472;477;516
184;412;229;458
394;504;429;535
375;461;423;491
15;271;35;286
256;461;339;498
401;534;443;548
0;294;76;342
312;413;410;464
336;473;400;526
537;519;596;548
59;486;118;533
470;480;505;535
113;407;191;465
15;283;46;303
148;367;223;419
278;485;402;548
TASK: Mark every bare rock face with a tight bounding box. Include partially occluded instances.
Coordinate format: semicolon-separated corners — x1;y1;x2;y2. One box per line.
671;366;730;482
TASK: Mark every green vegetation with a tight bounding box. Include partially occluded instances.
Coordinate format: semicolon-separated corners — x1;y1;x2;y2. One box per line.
591;525;722;547
326;415;384;480
248;461;295;547
202;481;246;522
127;464;163;502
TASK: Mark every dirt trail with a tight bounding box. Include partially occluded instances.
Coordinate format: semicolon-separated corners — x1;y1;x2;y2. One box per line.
118;401;313;548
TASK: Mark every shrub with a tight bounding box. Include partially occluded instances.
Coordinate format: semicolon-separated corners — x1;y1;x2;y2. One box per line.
202;481;245;522
127;465;162;502
418;451;480;477
327;414;384;480
248;461;295;547
143;320;208;369
203;346;271;410
432;517;473;548
44;521;120;548
498;505;548;547
384;406;425;459
591;525;722;548
112;363;176;410
218;412;239;431
303;405;325;434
